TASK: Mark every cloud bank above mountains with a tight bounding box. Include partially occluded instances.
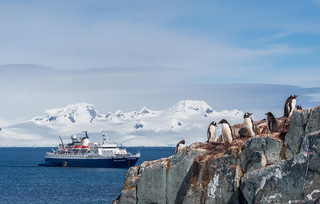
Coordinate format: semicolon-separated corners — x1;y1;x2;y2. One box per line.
0;65;319;121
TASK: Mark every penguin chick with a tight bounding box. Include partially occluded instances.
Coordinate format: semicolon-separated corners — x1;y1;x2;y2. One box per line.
175;140;186;154
296;105;302;110
218;119;233;143
244;112;255;137
284;95;299;117
265;112;278;133
238;127;248;137
207;121;217;142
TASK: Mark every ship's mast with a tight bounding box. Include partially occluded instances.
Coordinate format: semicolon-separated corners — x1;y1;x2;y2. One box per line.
102;131;108;145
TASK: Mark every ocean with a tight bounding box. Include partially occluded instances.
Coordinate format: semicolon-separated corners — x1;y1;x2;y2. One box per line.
0;147;175;204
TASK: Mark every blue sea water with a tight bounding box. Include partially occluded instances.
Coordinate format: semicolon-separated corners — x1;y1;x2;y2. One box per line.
0;147;175;204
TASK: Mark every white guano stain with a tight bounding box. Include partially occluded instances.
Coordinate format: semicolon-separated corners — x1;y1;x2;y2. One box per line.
207;174;219;198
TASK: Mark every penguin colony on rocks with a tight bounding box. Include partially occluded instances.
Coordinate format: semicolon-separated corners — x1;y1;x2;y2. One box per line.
174;95;302;152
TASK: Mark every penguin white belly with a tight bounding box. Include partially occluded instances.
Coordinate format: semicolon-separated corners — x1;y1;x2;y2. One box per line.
266;117;271;133
222;124;233;143
178;144;186;152
289;99;296;117
244;118;255;137
208;125;216;142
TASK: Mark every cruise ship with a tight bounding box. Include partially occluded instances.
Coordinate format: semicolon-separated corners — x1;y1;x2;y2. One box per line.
38;131;140;168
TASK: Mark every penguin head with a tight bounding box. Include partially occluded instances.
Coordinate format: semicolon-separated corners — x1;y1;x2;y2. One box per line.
210;121;218;127
244;112;252;118
218;119;228;124
296;105;302;110
289;94;299;99
180;140;185;144
265;112;274;117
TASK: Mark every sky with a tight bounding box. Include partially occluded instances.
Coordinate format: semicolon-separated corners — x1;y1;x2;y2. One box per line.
0;0;320;121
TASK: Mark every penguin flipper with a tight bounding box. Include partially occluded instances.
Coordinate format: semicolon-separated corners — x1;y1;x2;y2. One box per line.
250;118;255;132
284;99;291;117
228;124;234;138
175;144;179;154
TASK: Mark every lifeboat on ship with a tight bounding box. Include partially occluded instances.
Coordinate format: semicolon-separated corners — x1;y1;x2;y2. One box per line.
74;145;81;150
81;145;89;150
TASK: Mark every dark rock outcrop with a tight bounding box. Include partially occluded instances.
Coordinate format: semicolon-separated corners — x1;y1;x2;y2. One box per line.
114;106;320;204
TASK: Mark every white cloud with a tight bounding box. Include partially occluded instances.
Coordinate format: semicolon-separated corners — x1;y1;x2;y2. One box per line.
251;30;297;46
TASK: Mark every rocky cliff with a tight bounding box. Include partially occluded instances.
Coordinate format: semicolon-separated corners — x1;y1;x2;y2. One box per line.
113;107;320;204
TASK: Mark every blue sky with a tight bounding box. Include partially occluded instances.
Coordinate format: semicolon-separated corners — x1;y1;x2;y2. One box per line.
0;0;320;120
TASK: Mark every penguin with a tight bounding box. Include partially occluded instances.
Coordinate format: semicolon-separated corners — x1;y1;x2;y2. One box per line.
218;119;233;143
296;105;302;110
238;127;248;138
284;95;299;117
265;112;278;133
243;112;255;137
175;140;186;154
207;121;217;142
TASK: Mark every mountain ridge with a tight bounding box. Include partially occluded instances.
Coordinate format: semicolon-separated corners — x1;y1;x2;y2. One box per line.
1;100;244;147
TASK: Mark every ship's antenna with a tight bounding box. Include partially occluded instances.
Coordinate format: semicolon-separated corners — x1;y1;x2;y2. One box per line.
82;131;89;139
59;136;65;150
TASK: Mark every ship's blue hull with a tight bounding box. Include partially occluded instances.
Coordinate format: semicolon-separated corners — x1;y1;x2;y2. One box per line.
38;157;139;168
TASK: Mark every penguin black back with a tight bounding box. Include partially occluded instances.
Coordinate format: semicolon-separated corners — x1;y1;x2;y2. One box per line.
265;112;278;133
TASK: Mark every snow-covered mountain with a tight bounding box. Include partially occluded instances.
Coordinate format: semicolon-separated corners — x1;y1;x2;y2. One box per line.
0;100;244;147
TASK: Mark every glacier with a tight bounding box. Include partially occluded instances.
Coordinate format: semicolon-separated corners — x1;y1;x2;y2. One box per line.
0;100;244;147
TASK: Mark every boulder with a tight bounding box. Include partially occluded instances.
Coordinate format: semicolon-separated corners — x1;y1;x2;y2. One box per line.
182;146;243;204
241;153;308;204
166;149;201;204
285;109;311;160
137;160;168;204
305;107;320;134
299;130;320;201
240;136;282;173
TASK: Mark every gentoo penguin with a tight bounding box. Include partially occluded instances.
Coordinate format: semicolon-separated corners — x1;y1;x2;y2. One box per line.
296;105;302;110
175;140;186;154
243;112;255;137
218;119;233;143
265;112;278;133
284;95;299;117
207;121;217;142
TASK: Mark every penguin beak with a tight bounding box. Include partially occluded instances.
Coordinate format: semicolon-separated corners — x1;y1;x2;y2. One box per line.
249;113;252;116
215;124;218;127
295;95;299;98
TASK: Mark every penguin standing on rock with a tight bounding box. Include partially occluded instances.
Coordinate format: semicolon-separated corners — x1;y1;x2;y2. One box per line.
265;112;278;133
218;119;233;143
207;121;217;142
284;95;299;117
175;140;186;154
244;112;255;137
